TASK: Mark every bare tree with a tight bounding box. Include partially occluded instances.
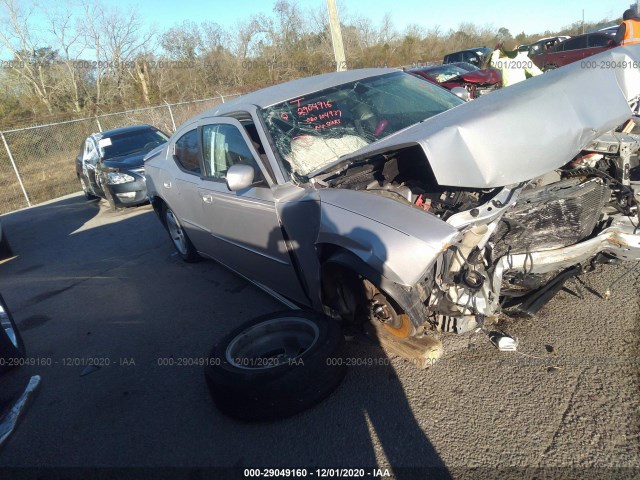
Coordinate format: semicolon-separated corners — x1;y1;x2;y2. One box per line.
79;1;154;108
379;13;397;45
0;0;54;112
201;21;227;52
101;5;155;105
160;21;202;60
46;1;85;112
80;0;104;109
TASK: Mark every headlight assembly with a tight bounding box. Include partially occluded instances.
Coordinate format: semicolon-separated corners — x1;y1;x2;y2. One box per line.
107;172;135;184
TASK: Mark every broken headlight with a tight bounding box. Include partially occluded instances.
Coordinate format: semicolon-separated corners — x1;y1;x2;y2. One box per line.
107;172;135;185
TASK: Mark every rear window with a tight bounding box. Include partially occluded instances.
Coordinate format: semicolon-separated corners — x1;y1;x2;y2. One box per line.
588;34;611;48
174;129;201;174
460;52;478;63
444;53;461;63
561;37;587;51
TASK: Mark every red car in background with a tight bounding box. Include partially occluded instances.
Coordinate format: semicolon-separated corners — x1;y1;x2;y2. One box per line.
532;32;616;70
407;63;501;98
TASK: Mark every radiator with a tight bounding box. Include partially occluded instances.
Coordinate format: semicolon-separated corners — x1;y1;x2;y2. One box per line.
491;178;610;258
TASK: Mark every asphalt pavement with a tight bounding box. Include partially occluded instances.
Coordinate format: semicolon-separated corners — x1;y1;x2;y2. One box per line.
0;193;638;479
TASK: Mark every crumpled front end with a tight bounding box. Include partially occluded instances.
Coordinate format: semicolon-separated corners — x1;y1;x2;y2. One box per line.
314;47;640;337
424;132;640;333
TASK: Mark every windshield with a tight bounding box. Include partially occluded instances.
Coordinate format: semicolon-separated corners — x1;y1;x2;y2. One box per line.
423;65;468;82
260;71;463;177
99;129;169;160
454;62;480;72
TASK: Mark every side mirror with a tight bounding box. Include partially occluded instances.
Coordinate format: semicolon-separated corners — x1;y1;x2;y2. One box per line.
451;87;471;102
226;164;255;191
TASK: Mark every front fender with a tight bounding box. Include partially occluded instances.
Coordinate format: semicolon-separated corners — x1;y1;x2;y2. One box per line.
317;189;461;287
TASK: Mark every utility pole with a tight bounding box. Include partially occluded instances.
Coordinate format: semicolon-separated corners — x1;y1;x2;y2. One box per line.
326;0;347;71
582;9;585;34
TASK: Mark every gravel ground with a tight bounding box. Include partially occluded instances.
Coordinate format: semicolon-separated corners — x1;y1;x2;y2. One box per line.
0;193;638;479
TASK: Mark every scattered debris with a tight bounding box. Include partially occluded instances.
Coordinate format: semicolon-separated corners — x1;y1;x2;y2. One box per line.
488;331;518;352
544;344;555;354
80;365;101;377
603;262;640;300
547;366;561;374
0;375;41;449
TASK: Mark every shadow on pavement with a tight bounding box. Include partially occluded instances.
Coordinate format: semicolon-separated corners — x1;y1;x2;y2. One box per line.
0;193;450;479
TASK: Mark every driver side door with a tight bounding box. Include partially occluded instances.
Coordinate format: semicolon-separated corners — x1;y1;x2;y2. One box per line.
194;118;307;304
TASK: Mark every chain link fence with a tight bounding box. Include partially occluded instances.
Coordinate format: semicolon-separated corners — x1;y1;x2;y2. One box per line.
0;95;240;215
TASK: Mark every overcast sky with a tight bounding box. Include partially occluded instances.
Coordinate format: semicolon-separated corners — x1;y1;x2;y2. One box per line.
135;0;627;36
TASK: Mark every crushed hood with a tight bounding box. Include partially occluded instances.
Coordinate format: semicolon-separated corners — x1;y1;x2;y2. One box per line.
329;45;640;188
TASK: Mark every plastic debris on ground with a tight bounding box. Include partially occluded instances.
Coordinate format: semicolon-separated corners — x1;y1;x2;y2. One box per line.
488;331;519;352
80;365;101;376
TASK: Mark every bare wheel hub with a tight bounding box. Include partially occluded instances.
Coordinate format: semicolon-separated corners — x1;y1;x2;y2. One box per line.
370;292;411;338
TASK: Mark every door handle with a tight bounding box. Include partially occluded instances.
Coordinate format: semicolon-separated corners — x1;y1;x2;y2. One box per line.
201;194;213;204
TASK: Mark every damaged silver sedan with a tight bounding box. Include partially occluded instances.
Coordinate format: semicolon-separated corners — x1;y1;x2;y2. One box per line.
145;46;640;343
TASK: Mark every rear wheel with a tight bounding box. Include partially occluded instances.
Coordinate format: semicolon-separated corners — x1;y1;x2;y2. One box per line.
0;294;25;374
163;204;200;262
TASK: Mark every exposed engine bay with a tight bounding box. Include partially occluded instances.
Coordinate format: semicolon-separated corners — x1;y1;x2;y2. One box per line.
321;144;501;220
316;131;640;336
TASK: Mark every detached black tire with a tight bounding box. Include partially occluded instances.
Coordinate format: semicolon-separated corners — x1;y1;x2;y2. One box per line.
162;204;200;262
205;311;346;421
0;293;26;374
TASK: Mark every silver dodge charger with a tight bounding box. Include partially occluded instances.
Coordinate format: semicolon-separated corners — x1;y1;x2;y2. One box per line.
145;46;640;344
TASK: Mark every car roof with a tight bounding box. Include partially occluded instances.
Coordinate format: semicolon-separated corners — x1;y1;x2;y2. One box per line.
596;25;618;33
407;65;437;73
95;124;156;138
546;32;608;50
199;68;398;118
557;31;608;42
408;64;463;73
446;47;492;56
452;61;479;70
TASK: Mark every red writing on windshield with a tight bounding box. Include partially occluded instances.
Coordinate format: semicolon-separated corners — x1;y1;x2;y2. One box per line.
303;110;342;124
297;101;333;116
289;97;344;130
314;119;341;130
